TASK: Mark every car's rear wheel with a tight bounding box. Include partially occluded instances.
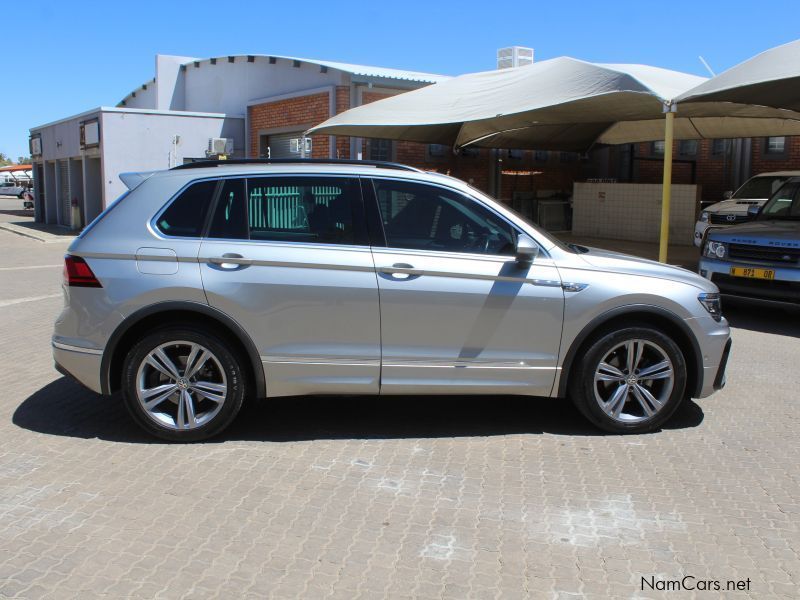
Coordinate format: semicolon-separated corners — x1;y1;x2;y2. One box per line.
121;327;246;441
570;327;687;434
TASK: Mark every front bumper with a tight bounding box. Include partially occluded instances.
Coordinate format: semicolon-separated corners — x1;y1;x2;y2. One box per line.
52;341;103;394
699;257;800;305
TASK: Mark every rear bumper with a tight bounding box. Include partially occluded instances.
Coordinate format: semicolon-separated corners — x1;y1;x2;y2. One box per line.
52;341;103;394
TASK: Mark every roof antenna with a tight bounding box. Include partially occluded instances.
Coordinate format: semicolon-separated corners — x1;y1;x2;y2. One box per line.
698;56;716;77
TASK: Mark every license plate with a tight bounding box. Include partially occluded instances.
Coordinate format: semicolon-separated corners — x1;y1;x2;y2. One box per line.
729;266;775;280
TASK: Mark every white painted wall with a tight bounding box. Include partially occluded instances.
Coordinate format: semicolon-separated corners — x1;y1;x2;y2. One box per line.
572;182;700;245
181;57;346;114
122;80;157;110
99;110;244;202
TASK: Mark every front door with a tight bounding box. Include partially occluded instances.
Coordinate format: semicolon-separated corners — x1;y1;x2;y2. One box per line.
368;178;564;396
199;175;380;397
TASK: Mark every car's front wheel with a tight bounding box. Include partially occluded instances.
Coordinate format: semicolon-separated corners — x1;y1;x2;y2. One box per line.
121;327;246;441
570;327;687;434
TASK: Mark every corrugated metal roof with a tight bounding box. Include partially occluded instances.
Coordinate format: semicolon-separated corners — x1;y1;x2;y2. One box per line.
284;56;450;83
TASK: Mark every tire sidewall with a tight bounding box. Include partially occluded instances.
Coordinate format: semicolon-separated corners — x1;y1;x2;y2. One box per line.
574;327;687;434
121;327;245;442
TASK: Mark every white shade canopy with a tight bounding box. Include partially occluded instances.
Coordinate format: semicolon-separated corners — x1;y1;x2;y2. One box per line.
675;39;800;113
310;52;800;151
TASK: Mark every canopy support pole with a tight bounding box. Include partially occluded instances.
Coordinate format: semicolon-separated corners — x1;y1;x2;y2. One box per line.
658;104;676;263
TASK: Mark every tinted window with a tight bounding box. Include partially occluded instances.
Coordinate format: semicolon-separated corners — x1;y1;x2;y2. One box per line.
760;181;800;220
208;177;359;244
156;180;217;237
208;178;247;239
373;179;516;255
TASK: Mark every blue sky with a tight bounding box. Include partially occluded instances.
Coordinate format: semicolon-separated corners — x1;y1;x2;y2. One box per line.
1;0;796;160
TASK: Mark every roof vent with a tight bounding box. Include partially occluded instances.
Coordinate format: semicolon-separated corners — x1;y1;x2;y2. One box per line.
497;46;534;69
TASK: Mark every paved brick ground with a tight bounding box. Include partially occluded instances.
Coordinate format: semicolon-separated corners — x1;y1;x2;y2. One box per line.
0;205;798;599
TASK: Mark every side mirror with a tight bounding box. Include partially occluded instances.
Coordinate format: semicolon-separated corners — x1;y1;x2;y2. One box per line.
747;205;760;218
723;191;734;199
515;234;538;266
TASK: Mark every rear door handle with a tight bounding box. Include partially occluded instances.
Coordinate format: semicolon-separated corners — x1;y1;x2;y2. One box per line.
208;253;249;270
380;263;421;279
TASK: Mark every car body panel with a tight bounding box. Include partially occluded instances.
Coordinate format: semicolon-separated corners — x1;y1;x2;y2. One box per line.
199;239;382;397
373;247;564;396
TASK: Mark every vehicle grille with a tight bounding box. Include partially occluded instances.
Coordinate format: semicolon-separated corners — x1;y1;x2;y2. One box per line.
728;243;800;264
711;273;800;304
708;213;752;225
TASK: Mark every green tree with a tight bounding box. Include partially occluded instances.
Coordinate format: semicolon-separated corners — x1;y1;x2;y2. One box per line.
0;152;12;166
17;156;31;164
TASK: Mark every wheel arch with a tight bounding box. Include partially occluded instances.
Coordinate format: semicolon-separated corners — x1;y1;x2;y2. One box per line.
556;304;703;399
100;301;266;398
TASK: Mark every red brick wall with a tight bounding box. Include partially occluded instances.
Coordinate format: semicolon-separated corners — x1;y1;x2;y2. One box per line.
750;136;800;174
248;92;331;158
631;137;800;203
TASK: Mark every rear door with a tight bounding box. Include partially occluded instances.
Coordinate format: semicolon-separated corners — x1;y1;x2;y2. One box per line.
198;174;381;397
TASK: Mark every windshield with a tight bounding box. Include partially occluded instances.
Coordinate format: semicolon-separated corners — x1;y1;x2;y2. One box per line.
758;180;800;220
733;175;790;199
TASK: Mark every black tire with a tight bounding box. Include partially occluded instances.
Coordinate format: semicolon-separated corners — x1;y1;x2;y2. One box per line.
569;326;687;434
121;326;246;442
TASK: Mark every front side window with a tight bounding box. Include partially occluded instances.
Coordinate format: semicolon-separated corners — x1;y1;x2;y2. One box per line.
373;179;516;256
207;176;359;244
760;181;800;220
156;179;217;237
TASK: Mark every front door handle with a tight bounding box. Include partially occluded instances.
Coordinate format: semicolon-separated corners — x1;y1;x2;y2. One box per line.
208;253;249;270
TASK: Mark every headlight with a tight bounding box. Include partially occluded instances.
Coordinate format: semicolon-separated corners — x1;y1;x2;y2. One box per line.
698;292;722;322
700;211;709;223
703;240;727;259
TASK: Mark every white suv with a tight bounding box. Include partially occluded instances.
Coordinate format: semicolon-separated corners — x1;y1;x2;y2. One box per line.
694;171;800;247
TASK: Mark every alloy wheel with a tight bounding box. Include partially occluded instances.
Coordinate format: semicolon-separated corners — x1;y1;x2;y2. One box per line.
135;341;228;430
593;339;674;424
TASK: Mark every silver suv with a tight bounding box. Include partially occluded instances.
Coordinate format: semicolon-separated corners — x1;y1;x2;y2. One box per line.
53;159;731;441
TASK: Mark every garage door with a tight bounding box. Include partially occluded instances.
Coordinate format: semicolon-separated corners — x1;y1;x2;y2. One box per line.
263;132;310;159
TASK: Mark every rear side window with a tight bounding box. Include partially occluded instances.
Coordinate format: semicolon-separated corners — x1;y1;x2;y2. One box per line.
207;176;360;244
156;180;217;237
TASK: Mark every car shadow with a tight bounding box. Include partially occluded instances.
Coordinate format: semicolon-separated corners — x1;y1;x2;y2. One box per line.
13;377;704;444
723;302;800;337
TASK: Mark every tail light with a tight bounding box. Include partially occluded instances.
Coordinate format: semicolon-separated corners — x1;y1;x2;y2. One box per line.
64;255;102;288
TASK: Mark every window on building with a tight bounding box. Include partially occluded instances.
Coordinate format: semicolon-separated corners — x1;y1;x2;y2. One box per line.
534;150;549;162
651;140;665;155
427;144;447;159
459;147;480;158
156;180;218;237
560;152;577;163
711;139;730;156
372;179;516;256
369;139;393;162
507;149;525;160
679;140;698;156
207;177;358;244
765;136;786;155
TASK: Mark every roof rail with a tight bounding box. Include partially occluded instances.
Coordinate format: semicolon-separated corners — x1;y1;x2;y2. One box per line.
170;158;423;172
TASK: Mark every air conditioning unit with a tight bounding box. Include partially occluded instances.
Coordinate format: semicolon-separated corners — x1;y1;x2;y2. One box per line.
207;137;234;156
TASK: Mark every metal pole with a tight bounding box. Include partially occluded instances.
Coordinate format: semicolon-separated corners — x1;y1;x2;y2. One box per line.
658;105;676;263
